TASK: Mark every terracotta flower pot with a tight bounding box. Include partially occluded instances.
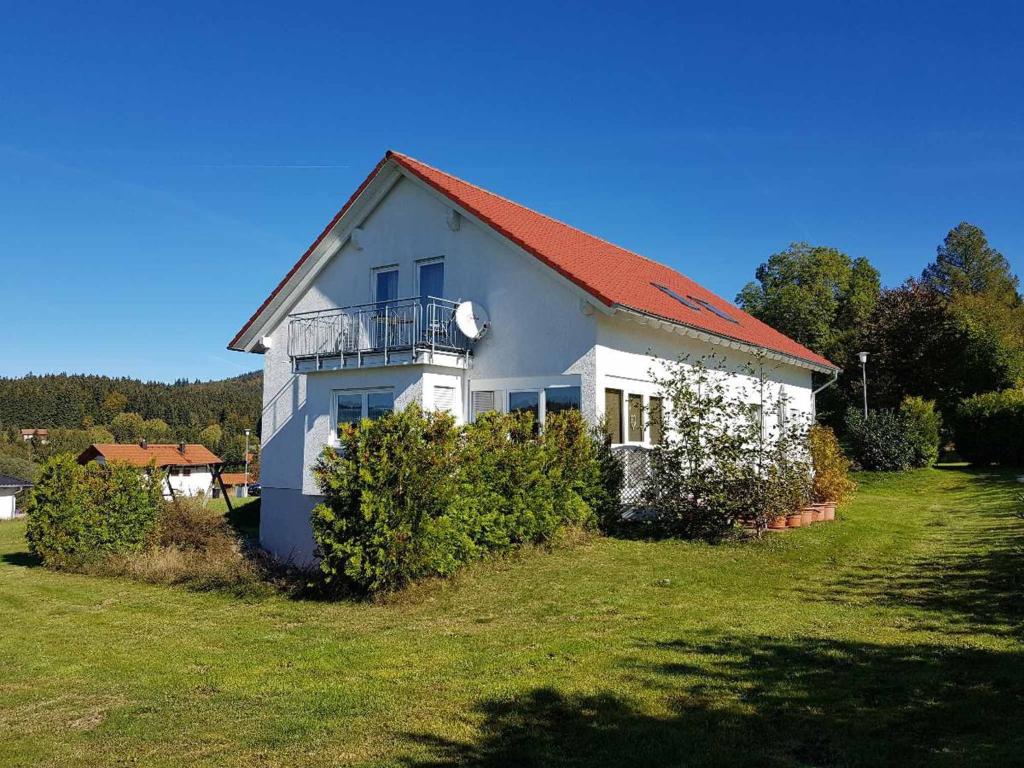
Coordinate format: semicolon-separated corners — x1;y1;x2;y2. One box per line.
811;503;827;523
768;515;787;530
800;507;814;527
823;502;836;521
786;512;802;528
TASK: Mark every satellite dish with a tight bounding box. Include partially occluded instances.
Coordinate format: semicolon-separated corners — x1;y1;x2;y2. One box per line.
455;301;490;340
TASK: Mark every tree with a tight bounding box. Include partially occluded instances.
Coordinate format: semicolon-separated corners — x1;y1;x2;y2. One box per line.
110;412;145;444
198;424;223;452
922;222;1020;303
142;418;171;442
737;243;881;365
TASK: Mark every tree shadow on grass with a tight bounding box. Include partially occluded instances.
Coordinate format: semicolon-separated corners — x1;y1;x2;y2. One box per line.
403;634;1024;768
1;550;40;568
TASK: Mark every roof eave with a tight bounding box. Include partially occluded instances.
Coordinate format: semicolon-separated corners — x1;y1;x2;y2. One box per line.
614;305;840;375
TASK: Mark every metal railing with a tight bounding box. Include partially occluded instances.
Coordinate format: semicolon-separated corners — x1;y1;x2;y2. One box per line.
287;297;469;362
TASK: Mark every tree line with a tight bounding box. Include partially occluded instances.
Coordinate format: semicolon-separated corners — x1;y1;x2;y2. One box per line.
0;371;262;479
737;221;1023;461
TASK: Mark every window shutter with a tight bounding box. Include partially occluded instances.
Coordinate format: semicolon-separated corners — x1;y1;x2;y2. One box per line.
434;385;456;414
471;390;496;420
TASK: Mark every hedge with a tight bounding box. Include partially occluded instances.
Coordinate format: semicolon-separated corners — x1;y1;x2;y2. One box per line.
954;388;1024;466
311;405;608;595
26;455;164;566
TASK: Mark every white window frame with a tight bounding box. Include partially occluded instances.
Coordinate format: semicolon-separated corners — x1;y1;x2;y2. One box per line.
370;265;400;303
505;385;582;428
414;256;445;300
330;387;395;444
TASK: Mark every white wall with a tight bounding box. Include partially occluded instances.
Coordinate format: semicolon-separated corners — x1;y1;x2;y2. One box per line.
0;491;17;521
595;313;815;445
165;469;214;499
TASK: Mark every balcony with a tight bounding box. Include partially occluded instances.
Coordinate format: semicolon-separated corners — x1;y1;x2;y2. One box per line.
287;297;471;371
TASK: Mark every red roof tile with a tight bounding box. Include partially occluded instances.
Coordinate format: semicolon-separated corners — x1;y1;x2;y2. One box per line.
78;444;223;468
231;151;836;370
219;472;249;486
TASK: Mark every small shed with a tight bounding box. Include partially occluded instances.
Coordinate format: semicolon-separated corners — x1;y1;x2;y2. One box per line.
0;474;33;520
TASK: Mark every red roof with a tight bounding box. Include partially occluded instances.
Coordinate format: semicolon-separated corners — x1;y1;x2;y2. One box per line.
219;472;248;486
231;151;835;370
77;444;223;469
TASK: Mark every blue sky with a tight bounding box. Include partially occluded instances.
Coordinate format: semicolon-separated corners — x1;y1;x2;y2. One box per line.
2;0;1021;381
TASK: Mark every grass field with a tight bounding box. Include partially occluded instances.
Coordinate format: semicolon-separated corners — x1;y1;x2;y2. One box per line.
1;467;1022;767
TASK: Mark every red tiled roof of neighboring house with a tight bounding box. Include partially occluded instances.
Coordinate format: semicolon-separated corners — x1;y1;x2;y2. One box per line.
219;472;248;486
21;428;48;437
231;151;836;370
77;444;223;469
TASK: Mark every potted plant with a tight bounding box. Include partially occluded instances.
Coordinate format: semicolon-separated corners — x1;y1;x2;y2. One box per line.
786;509;802;528
808;425;857;521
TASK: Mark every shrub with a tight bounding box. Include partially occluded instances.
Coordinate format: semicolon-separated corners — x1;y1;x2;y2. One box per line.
311;406;602;596
590;422;625;532
844;408;914;471
900;396;942;467
808;425;856;503
954;388;1024;466
26;456;164;566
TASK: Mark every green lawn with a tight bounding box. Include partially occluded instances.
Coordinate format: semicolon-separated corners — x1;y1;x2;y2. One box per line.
1;467;1022;767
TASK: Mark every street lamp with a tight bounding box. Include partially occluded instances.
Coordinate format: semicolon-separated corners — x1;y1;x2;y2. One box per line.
858;352;869;418
243;429;251;498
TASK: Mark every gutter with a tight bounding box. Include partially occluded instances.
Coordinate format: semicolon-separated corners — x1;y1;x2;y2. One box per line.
811;369;840;422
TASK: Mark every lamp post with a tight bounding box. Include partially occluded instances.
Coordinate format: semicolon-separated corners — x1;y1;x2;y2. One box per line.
858;352;869;418
243;429;250;499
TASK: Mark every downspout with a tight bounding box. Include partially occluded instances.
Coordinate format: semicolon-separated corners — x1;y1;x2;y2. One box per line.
811;369;840;422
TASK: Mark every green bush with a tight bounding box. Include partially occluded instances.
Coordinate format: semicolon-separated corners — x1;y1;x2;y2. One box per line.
899;396;942;468
26;455;164;566
311;406;601;595
954;388;1024;466
844;408;915;471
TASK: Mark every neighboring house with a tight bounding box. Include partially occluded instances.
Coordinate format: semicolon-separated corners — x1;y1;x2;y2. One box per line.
229;150;839;565
213;472;251;499
77;442;224;499
0;475;33;520
20;429;48;444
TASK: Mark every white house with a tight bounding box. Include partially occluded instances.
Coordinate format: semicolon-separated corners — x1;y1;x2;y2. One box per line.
77;442;224;500
229;151;839;565
0;474;33;520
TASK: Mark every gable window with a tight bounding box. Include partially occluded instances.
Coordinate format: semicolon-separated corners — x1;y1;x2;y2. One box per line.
374;266;399;305
652;283;702;311
334;388;395;437
417;259;444;304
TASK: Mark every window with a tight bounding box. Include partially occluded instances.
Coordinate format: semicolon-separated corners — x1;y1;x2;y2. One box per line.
604;389;623;444
169;468;180;476
544;385;581;416
471;390;497;420
509;391;540;427
776;400;787;429
433;385;456;414
649;396;664;444
691;296;739;323
628;394;644;442
374;267;399;304
182;468;192;477
417;259;444;304
367;391;394;420
334;389;395;437
652;283;702;311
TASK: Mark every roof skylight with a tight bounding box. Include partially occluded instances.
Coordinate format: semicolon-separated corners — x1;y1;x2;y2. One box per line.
691;297;739;324
652;283;702;311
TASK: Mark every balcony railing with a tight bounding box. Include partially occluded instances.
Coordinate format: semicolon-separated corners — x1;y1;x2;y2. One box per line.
287;297;470;367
